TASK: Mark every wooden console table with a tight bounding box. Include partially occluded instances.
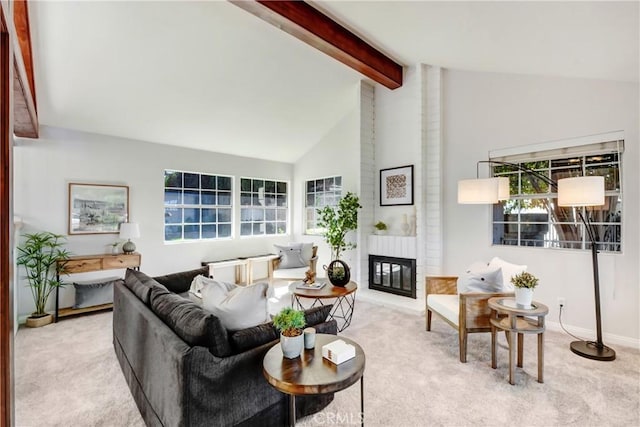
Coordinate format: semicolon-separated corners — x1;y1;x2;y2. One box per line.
55;252;141;322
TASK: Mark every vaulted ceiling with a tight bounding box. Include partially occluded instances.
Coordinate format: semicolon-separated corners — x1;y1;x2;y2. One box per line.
26;1;639;163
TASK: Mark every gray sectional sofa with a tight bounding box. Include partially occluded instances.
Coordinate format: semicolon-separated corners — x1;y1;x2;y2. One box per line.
113;267;337;426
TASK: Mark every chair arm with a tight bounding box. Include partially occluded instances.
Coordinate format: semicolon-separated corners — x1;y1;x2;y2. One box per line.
425;276;458;296
459;291;514;329
271;257;282;271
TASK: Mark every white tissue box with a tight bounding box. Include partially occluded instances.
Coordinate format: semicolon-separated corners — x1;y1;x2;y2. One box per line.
322;339;356;364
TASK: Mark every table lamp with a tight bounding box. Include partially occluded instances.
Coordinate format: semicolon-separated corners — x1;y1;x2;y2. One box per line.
119;222;140;254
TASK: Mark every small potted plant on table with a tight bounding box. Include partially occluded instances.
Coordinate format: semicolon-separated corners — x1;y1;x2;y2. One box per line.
273;307;306;359
374;221;387;235
511;271;539;308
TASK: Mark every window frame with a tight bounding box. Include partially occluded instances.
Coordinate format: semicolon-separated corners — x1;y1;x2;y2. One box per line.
304;175;343;235
239;176;289;237
491;150;623;253
163;169;234;242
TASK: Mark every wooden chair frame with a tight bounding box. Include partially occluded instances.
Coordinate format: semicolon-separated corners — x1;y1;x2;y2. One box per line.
425;275;513;363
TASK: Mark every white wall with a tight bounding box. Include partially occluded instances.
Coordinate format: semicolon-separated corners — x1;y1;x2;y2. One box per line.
13;126;296;316
293;88;360;275
374;66;422;234
442;70;639;344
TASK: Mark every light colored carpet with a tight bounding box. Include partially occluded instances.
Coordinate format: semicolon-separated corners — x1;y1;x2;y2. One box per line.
15;287;640;427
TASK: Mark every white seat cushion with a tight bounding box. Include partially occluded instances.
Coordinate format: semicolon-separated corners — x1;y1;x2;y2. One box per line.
427;294;459;327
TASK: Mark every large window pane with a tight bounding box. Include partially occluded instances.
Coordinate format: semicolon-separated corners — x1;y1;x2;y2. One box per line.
491;150;622;253
240;177;289;236
164;170;233;242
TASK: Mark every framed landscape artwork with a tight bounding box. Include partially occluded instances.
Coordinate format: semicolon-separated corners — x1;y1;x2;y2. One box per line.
68;183;129;234
380;165;414;206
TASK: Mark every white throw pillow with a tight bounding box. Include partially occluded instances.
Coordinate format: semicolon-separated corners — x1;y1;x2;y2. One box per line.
201;279;270;331
275;243;313;269
488;257;527;291
457;263;503;293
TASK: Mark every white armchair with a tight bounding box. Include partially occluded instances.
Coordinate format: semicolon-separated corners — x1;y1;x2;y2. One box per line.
270;243;318;281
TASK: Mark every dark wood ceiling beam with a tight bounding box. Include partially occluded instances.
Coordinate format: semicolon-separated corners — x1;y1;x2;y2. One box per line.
12;0;37;138
230;0;403;89
13;0;35;110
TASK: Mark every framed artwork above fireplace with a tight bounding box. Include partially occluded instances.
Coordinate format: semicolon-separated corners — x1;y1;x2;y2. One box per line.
380;165;413;206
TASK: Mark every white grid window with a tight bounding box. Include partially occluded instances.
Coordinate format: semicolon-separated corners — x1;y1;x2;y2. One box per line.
240;177;288;236
164;170;232;241
305;176;342;234
492;147;622;252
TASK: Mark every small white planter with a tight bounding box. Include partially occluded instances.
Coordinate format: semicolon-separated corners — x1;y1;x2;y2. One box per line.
280;333;304;359
515;287;534;308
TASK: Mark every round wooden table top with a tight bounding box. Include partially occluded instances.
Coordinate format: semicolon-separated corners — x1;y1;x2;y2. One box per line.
289;281;358;299
263;334;365;396
488;297;549;316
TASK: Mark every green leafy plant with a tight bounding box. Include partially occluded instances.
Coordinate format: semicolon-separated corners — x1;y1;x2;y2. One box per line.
317;192;362;259
374;221;387;231
272;307;306;337
16;232;71;317
510;271;539;289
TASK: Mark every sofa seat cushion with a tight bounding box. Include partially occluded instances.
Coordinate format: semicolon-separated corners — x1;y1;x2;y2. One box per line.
229;305;334;354
427;294;459;327
150;285;231;357
153;266;210;294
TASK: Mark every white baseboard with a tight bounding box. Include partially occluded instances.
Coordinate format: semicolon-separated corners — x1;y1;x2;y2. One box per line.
545;321;640;350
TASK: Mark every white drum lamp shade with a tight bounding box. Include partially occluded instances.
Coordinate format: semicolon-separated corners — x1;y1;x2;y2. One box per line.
557;176;605;207
119;222;140;254
458;177;509;204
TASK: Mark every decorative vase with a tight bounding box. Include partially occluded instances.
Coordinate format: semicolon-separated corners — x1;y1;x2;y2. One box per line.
374;229;387;235
515;287;534;308
26;313;53;328
111;245;119;255
326;259;350;287
280;333;304;358
400;214;410;236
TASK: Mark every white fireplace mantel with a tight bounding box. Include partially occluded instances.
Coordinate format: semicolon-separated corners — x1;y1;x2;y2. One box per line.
368;235;417;259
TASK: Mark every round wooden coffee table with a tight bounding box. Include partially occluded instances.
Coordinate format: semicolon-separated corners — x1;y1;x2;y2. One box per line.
289;281;357;332
263;334;365;427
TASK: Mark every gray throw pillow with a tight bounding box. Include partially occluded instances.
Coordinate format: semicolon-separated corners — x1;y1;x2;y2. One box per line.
73;277;121;309
201;278;270;331
275;243;309;269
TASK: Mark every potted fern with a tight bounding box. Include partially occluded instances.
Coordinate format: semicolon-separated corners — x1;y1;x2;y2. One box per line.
374;221;387;235
16;232;71;327
272;307;306;358
511;271;539;308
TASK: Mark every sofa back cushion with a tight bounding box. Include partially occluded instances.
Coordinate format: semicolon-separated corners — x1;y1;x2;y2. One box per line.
150;285;231;357
124;269;164;305
153;266;210;294
229;304;333;353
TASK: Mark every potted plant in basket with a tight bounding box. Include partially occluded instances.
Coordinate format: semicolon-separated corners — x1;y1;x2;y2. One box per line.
317;192;361;286
272;307;306;359
511;271;539;308
374;221;387;235
16;232;71;327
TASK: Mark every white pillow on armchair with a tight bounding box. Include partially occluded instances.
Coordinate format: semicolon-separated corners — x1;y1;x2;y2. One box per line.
488;257;527;291
457;262;503;293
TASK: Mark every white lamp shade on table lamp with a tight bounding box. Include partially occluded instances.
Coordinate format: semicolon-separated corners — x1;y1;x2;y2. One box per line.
458;177;509;204
557;176;605;207
119;222;140;254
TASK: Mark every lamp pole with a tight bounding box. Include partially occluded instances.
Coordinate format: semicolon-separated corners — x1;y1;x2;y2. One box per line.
476;160;615;361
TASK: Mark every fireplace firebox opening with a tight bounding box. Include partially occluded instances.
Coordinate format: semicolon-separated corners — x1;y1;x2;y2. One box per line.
368;255;416;299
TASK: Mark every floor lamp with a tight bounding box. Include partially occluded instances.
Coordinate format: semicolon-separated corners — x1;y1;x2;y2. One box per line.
458;160;615;361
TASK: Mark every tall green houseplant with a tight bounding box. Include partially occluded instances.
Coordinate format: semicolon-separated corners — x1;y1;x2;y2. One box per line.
317;192;362;260
17;232;70;318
